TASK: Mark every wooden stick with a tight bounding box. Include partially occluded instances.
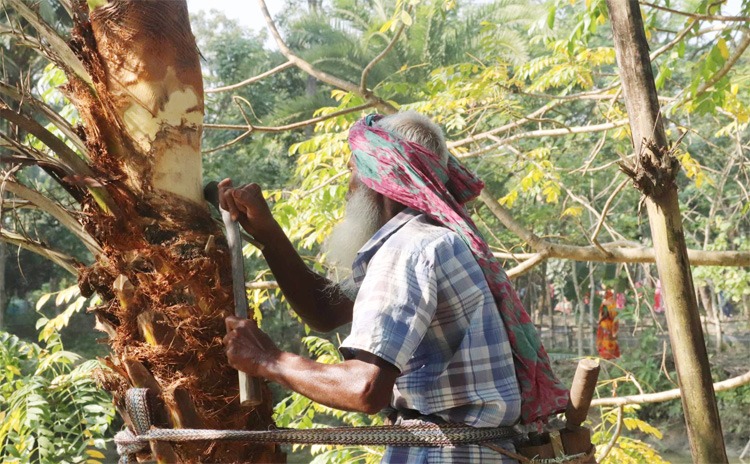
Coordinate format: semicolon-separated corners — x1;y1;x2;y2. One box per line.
565;358;600;429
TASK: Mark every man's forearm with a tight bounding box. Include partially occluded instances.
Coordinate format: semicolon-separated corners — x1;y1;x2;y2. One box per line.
260;221;353;331
258;352;393;414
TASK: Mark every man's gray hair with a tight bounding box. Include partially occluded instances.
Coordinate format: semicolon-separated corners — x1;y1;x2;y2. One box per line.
374;111;450;168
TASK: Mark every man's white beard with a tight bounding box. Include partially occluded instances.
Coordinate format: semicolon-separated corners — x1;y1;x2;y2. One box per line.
322;188;382;300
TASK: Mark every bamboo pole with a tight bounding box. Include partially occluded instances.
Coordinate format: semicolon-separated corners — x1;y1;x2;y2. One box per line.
604;1;728;462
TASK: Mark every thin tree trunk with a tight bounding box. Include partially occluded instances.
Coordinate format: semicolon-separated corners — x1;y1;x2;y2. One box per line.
304;76;317;137
699;285;712;339
605;1;727;461
0;240;6;330
544;262;555;341
571;262;584;357
538;278;545;329
542;261;555;345
588;262;596;355
710;287;723;353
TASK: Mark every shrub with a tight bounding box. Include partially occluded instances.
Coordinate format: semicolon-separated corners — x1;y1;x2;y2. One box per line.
0;328;115;463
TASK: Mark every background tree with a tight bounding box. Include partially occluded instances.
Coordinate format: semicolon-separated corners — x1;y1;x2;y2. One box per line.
1;0;749;462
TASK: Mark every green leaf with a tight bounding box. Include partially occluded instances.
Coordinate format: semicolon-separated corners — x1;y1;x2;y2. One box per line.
547;6;556;29
36;293;52;311
379;19;394;33
400;10;413;26
85;449;105;459
717;38;729;60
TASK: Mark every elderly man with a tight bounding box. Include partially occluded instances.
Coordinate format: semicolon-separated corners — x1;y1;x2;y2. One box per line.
219;111;567;463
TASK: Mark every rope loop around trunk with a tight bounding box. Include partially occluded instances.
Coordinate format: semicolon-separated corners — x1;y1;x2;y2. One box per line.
115;388;522;464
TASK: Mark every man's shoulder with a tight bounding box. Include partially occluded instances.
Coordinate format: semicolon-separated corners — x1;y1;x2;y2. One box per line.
381;213;462;254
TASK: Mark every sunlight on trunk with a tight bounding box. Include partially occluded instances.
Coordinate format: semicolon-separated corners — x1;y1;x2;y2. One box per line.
90;0;204;204
61;1;282;461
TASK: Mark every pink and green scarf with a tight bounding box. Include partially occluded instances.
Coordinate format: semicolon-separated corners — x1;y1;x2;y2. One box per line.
348;114;569;424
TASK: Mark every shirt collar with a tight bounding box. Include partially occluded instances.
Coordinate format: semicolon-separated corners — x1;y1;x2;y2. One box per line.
351;208;421;280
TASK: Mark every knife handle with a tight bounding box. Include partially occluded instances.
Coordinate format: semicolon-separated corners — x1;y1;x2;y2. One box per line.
220;208;263;407
239;372;263;407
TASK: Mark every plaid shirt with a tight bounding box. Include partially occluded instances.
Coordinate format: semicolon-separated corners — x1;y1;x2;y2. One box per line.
340;209;521;463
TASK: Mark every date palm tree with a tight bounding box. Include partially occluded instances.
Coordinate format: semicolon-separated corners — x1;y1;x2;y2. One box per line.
0;0;281;461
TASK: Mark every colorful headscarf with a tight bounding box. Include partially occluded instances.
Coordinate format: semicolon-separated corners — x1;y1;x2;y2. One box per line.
348;114;569;425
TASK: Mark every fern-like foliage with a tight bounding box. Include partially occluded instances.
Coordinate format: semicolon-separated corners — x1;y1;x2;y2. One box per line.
593;405;670;464
0;330;115;463
274;336;384;464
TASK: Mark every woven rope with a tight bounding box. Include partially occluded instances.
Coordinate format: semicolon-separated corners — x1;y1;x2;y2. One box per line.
116;389;521;463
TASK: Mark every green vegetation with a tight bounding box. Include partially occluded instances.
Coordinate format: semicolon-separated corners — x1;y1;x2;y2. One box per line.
1;0;749;462
0;328;115;463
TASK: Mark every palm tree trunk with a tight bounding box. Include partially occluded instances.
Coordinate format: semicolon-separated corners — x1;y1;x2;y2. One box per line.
60;1;282;461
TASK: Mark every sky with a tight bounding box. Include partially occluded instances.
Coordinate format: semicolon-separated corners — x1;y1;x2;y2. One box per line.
185;0;746;42
186;0;285;33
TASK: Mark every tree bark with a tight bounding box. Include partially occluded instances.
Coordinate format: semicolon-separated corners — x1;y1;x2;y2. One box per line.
26;1;283;462
605;1;728;462
0;240;6;330
588;262;596;355
710;287;723;352
571;262;584;357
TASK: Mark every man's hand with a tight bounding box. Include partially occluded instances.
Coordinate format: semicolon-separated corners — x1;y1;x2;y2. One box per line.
224;314;398;414
223;316;280;377
218;178;278;244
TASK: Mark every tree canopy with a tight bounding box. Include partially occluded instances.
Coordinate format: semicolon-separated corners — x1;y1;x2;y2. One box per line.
1;0;749;462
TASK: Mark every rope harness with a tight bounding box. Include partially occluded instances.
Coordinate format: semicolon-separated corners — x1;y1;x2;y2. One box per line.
115;388;522;464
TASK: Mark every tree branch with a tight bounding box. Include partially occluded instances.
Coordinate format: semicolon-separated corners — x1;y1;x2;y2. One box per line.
478;189;547;250
505;251;549;279
650;21;696;61
1;180;101;256
360;15;408;94
448;101;563;149
598;406;624;462
201;130;253;155
0;229;78;275
205;61;294;94
640;1;750;23
478;190;750;266
456;120;629;159
0;105;118;213
0;82;87;154
590;178;629;245
5;0;93;87
204;102;376;133
256;0;397;114
0;104;92;175
693;30;750;98
591;370;750;407
246;281;279;290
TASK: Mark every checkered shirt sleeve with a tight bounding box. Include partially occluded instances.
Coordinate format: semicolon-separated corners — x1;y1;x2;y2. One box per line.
341;243;438;372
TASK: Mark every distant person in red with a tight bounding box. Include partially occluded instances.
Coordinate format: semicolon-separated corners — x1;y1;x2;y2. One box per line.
653;279;664;313
596;288;621;359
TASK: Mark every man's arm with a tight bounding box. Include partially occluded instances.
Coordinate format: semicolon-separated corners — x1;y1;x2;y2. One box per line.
218;179;353;332
224;316;398;413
